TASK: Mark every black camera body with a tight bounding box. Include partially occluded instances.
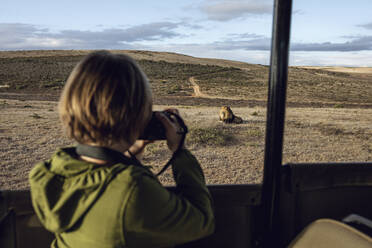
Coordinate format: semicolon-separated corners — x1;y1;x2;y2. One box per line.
139;111;172;140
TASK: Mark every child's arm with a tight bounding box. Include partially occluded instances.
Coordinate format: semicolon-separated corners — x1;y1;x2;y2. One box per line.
123;149;215;247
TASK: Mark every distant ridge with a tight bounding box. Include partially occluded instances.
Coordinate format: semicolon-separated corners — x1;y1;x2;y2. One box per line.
2;50;371;73
0;50;371;107
0;49;261;70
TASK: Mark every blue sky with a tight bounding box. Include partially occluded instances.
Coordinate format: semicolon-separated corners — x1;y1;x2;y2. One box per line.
1;0;372;66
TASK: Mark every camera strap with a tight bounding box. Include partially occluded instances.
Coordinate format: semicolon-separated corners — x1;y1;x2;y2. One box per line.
75;112;188;177
76;144;144;168
155;112;188;177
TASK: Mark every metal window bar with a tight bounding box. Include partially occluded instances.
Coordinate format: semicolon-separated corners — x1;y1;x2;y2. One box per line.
261;0;293;247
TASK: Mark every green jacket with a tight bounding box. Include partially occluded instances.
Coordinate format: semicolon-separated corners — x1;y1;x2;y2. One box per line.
29;147;215;248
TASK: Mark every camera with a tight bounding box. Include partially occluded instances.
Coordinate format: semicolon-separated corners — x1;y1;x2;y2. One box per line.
139;111;172;140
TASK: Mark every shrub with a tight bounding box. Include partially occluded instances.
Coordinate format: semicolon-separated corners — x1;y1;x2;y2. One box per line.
187;127;234;146
42;81;64;88
166;84;182;94
247;129;263;138
334;103;344;108
15;85;27;90
30;113;42;119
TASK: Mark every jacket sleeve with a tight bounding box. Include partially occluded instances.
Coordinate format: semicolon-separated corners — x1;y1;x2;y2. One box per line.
123;149;215;248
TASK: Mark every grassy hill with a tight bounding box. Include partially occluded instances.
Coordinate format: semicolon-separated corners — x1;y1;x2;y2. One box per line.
0;50;371;107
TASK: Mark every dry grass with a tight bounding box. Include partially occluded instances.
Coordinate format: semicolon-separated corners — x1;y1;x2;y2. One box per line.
1;100;371;189
283;108;372;163
0;100;71;189
0;50;371;190
299;66;372;74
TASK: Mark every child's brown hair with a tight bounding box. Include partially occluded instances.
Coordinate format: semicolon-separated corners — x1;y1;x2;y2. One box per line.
59;51;152;146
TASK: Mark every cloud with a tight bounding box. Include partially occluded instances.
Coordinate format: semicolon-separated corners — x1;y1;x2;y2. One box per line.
134;40;372;67
206;34;372;52
0;23;48;47
227;33;265;39
200;0;272;21
292;9;305;15
179;18;204;30
357;22;372;30
0;22;182;50
291;36;372;52
2;22;372;66
144;32;372;54
213;37;271;51
290;51;372;67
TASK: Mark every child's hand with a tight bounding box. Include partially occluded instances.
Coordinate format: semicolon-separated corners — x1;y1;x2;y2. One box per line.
126;140;153;160
156;109;185;152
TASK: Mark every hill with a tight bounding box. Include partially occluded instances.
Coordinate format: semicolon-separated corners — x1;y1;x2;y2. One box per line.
0;50;371;108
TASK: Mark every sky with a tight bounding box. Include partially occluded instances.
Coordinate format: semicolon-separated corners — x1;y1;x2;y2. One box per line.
1;0;372;67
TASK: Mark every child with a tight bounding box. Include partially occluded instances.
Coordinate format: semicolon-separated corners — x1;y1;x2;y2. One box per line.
29;51;215;248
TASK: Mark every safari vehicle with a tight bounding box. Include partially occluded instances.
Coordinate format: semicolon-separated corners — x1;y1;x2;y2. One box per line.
1;0;371;247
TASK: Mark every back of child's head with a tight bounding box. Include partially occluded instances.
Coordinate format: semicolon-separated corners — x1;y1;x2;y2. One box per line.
59;50;152;146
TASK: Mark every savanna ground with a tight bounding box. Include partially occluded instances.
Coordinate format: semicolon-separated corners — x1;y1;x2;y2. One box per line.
0;50;371;189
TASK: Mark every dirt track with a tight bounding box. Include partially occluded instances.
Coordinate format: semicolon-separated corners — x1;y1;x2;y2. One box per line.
190;77;208;98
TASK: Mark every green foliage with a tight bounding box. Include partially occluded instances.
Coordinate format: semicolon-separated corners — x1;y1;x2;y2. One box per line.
334;103;345;108
166;84;182;94
187;127;234;146
15;85;27;90
247;128;263;138
42;81;65;88
0;56;81;91
30;113;42;119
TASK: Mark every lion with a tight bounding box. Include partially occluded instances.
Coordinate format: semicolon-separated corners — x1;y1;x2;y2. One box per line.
219;106;243;124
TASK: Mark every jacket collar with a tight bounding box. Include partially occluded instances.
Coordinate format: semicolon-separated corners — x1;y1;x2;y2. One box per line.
76;144;142;167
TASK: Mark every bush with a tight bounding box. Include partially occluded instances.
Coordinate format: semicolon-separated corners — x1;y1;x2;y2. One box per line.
334;103;345;108
42;81;64;88
15;85;27;90
187;127;234;146
30;113;42;119
166;84;181;94
247;129;263;138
